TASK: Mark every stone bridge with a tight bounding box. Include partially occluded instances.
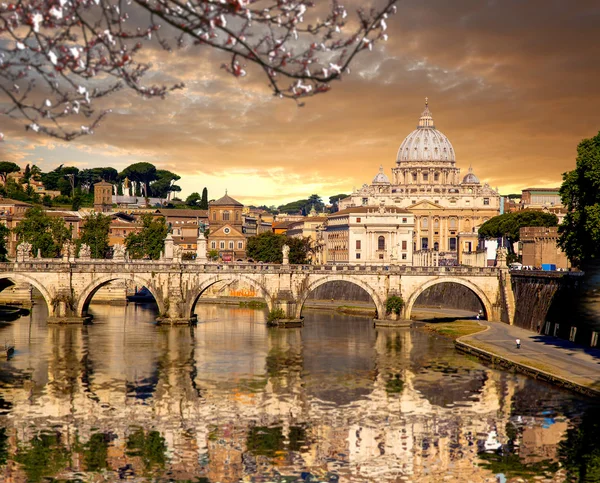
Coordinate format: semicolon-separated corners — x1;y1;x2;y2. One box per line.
0;260;513;325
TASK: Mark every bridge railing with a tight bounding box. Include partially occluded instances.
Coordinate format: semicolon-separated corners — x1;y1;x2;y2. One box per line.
0;259;502;276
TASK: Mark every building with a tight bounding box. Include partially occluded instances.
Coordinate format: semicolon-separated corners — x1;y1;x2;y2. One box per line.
339;100;501;265
155;208;208;254
108;212;141;247
520;226;570;269
207;193;246;262
242;214;272;237
321;206;414;265
93;181;114;212
521;188;561;208
0;197;32;256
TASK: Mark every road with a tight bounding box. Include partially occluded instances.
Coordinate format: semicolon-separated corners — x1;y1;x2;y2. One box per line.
463;321;600;391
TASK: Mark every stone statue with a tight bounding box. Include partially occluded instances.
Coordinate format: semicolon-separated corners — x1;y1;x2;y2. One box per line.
113;243;126;259
282;244;290;265
496;247;508;269
16;242;32;261
79;243;91;259
173;244;182;261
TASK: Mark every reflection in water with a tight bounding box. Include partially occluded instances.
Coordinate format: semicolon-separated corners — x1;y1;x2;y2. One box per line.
0;302;596;482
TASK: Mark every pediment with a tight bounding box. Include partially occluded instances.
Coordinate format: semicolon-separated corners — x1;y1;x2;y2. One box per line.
210;224;244;237
407;200;444;210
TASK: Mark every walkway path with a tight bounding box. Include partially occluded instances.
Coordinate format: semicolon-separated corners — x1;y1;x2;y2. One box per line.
459;322;600;396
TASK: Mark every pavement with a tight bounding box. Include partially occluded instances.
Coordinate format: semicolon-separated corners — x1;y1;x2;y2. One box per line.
461;321;600;393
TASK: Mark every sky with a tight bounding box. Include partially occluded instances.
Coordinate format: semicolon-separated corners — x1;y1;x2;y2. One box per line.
1;0;600;207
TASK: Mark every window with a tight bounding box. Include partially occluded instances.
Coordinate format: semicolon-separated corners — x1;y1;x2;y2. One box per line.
421;218;428;229
238;241;243;249
356;240;361;249
402;253;407;260
356;217;361;223
224;227;231;234
434;173;439;182
423;173;428;181
412;173;417;182
379;253;384;259
449;237;456;251
229;241;234;250
362;198;368;205
449;218;457;229
569;326;577;342
484;198;490;205
220;241;225;249
356;253;361;259
401;240;407;250
592;331;598;347
433;218;439;229
411;200;416;204
402;217;407;223
434;242;439;251
421;238;428;250
236;211;240;221
378;236;385;250
554;324;560;337
223;211;230;221
450;199;456;205
212;212;216;221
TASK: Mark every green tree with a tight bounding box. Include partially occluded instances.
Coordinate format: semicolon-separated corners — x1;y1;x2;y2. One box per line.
0;224;9;261
79;213;111;258
329;193;348;213
558;131;600;267
0;161;20;184
125;214;168;259
478;211;558;247
150;169;181;199
185;192;201;207
246;232;313;264
13;206;71;257
120;162;158;198
200;187;209;209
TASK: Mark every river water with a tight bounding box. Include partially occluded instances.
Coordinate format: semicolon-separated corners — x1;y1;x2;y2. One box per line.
0;303;597;482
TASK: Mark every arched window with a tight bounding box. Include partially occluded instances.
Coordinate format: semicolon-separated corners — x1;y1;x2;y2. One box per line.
229;241;234;249
421;217;428;229
212;212;216;221
235;211;240;221
449;217;457;229
223;211;230;221
434;242;439;251
378;236;385;250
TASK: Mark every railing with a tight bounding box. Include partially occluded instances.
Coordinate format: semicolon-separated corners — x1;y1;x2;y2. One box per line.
0;259;502;275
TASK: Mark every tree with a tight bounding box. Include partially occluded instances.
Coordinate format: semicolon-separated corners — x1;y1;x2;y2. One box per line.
478;211;558;249
558;131;600;267
120;163;158;198
0;0;397;141
0;224;9;261
0;161;20;184
185;192;201;207
79;213;111;258
150;170;181;199
200;188;209;210
125;214;168;260
246;232;313;264
13;206;71;257
329;193;348;213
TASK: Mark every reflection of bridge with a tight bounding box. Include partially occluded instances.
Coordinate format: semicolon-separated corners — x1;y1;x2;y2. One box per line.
0;260;513;324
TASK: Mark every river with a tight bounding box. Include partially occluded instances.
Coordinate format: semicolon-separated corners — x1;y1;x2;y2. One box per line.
0;302;598;482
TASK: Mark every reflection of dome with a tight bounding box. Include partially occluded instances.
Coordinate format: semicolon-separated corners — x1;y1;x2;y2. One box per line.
372;165;390;184
462;166;480;184
396;99;456;163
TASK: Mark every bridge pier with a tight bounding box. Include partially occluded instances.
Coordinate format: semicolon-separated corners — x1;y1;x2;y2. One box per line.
269;291;303;328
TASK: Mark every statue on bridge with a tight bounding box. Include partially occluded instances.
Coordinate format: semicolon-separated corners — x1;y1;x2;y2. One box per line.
282;244;290;265
16;242;32;262
62;241;76;261
113;244;127;260
79;244;91;260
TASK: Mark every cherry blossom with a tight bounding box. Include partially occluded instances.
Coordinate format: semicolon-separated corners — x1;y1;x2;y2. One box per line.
1;0;397;140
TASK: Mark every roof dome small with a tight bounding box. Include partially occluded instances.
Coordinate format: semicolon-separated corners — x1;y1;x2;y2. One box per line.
462;166;480;184
372;165;390;184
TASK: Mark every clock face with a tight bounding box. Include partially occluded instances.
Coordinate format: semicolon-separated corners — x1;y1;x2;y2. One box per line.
224;227;230;234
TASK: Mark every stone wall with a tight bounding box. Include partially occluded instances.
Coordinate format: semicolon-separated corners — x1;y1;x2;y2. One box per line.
412;282;484;312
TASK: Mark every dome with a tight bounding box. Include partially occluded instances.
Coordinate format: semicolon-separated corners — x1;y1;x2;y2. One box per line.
462;166;480;184
372;165;390;184
396;99;456;163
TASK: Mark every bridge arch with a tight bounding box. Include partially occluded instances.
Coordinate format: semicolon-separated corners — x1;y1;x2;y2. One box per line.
405;277;494;321
186;274;274;319
0;273;54;314
295;276;384;319
76;275;165;317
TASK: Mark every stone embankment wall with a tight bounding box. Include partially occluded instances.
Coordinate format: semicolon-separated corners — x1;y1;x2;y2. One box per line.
410;282;483;312
511;270;600;347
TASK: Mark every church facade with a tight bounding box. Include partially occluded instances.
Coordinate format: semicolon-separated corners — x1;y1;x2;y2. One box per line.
339;100;501;261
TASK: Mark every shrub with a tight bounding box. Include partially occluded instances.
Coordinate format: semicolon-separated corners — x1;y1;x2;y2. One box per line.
385;295;404;315
267;307;286;323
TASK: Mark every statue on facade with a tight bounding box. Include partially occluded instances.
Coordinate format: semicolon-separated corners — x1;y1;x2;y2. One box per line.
113;243;126;259
282;244;290;265
79;243;91;259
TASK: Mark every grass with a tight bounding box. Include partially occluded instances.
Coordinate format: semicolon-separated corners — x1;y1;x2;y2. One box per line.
336;305;376;317
423;319;486;340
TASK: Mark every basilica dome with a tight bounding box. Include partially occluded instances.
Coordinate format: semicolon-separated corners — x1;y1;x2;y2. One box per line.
396;100;455;163
372;165;390;184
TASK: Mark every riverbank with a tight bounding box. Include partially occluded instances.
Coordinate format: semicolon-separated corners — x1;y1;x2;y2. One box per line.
456;322;600;398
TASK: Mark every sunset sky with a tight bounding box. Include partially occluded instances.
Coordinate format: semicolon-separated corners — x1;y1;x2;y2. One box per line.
1;0;599;206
